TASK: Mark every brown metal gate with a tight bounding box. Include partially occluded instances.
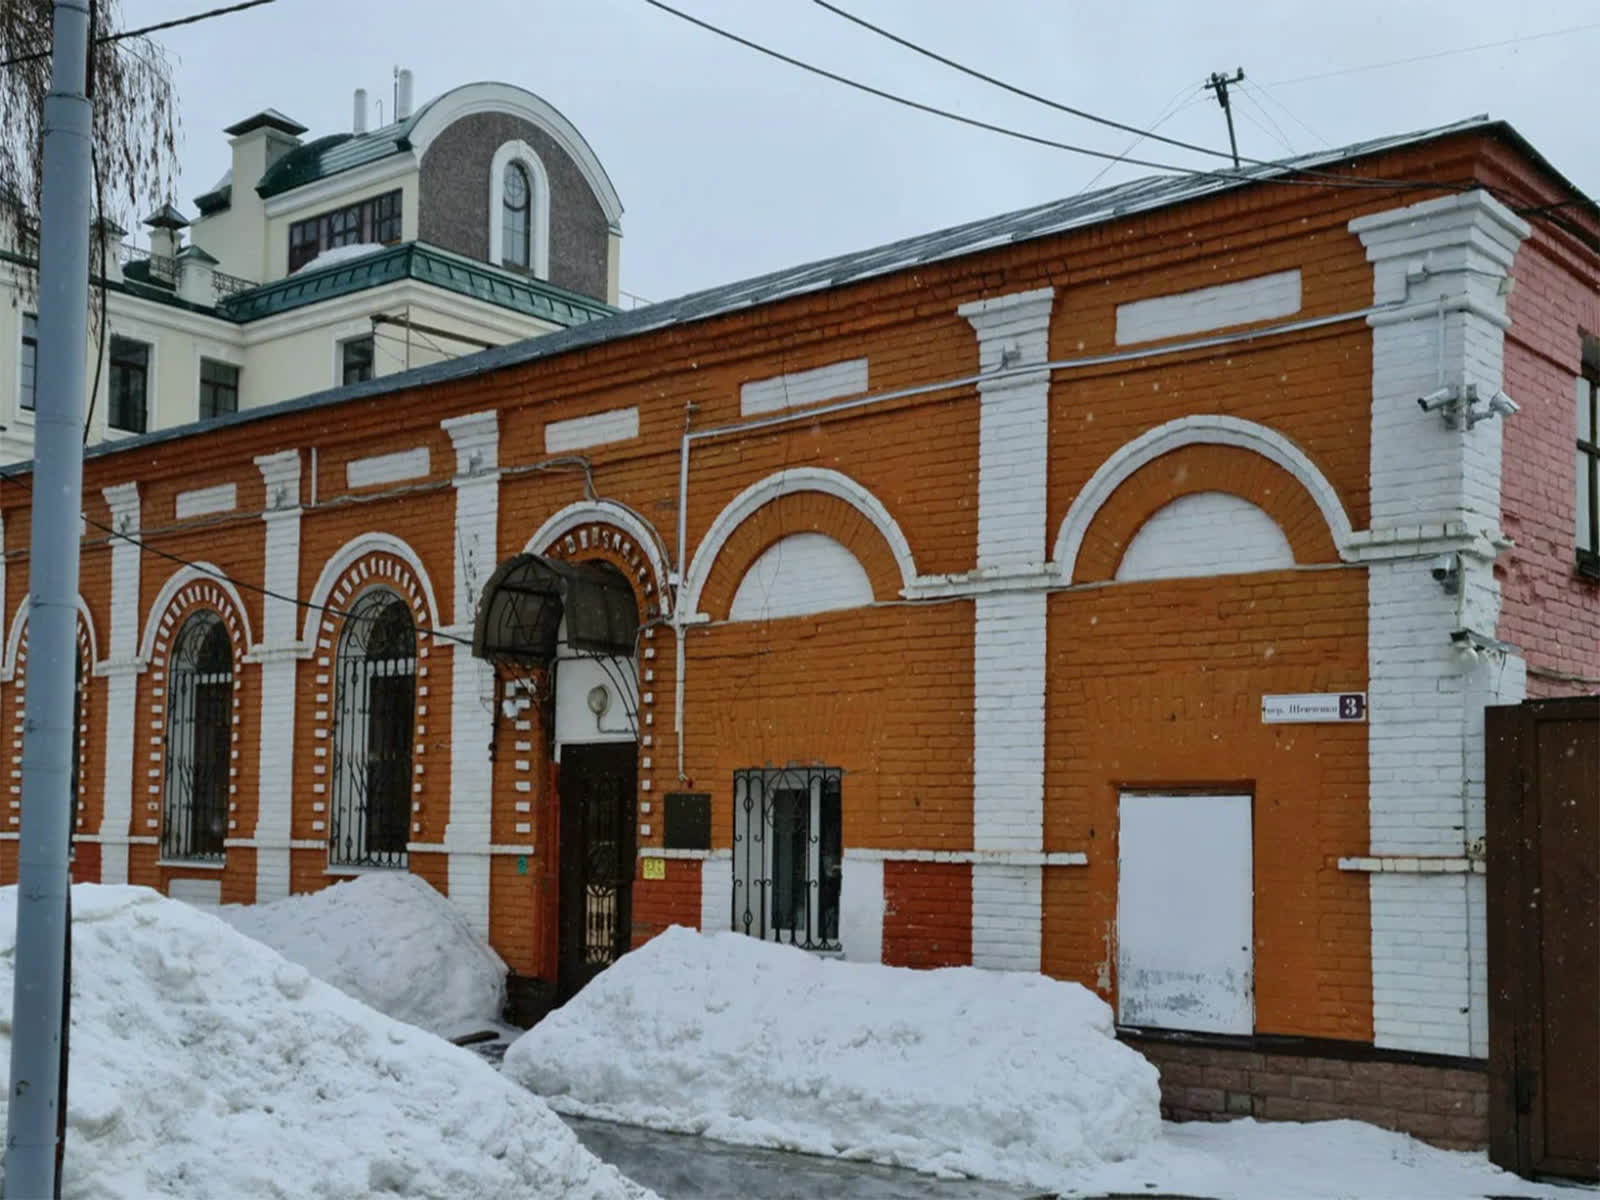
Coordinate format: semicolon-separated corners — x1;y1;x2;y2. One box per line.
1486;695;1599;1183
557;742;637;1002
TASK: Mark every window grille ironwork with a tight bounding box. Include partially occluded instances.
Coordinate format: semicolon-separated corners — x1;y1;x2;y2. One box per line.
161;612;232;861
330;590;416;868
732;766;842;951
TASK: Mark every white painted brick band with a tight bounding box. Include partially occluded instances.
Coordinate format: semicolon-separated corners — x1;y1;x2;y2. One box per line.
970;863;1041;971
544;406;639;453
1115;269;1301;345
174;482;238;520
740;358;868;417
346;446;430;490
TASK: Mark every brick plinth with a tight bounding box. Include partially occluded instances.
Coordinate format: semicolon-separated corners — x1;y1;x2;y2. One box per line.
1122;1035;1488;1151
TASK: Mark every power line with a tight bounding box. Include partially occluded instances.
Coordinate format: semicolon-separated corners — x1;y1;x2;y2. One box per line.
811;0;1253;166
1235;86;1296;156
0;0;277;69
1264;20;1600;87
644;1;1597;247
1071;84;1200;198
1241;79;1330;149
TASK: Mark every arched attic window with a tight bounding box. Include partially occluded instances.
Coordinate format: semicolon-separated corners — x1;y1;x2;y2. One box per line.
161;612;233;862
331;589;416;869
502;162;531;269
488;141;550;279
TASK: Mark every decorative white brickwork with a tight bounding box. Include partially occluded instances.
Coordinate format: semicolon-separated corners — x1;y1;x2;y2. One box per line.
345;446;430;490
958;287;1054;972
1115;269;1301;345
740;358;868;417
96;483;141;882
1114;492;1294;581
441;411;500;937
727;533;872;620
252;450;302;901
699;852;732;932
544;406;639;453
970;862;1041;971
174;482;237;520
9;614;95;842
1353;191;1530;1058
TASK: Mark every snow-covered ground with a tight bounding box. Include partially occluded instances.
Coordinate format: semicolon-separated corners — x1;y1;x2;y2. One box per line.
505;925;1163;1190
215;871;508;1039
0;885;650;1200
507;926;1580;1200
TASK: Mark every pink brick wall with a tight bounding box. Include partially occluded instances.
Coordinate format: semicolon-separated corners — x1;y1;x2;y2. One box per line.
1499;227;1600;696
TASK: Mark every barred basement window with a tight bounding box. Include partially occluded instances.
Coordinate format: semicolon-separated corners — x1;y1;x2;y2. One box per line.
161;612;232;861
732;766;842;951
330;589;416;868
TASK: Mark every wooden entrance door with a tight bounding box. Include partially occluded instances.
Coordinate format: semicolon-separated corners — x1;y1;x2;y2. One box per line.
557;741;637;1002
1487;696;1599;1182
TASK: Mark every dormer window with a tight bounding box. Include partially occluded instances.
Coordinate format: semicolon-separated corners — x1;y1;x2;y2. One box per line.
502;163;531;270
488;141;549;279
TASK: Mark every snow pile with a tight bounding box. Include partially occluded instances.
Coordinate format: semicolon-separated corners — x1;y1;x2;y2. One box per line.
0;885;651;1200
1076;1116;1581;1200
216;871;506;1038
504;926;1160;1190
290;242;387;274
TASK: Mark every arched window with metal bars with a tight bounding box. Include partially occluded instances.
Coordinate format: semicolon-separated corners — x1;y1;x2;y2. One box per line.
330;589;416;868
161;612;233;861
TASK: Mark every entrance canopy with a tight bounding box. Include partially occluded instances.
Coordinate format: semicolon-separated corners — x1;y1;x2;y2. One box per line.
472;554;638;667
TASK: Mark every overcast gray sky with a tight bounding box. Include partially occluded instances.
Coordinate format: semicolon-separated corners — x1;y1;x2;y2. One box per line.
133;0;1597;302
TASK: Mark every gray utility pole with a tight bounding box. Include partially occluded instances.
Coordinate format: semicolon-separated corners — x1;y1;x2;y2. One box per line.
1205;68;1245;168
5;0;94;1196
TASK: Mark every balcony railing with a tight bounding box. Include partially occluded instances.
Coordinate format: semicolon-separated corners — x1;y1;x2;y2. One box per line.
117;245;258;303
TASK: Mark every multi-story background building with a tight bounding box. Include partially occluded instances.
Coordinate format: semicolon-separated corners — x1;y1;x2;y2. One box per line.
0;77;621;462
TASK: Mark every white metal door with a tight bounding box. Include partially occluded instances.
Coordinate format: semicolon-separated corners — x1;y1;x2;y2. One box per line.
1116;792;1254;1035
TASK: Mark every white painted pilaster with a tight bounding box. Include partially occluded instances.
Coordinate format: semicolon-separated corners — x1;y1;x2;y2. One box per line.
959;286;1054;972
1352;191;1530;1057
95;482;142;883
440;411;500;938
838;851;884;964
252;450;302;901
699;853;732;934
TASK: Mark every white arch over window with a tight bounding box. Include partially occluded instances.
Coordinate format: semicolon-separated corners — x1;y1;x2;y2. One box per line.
1114;492;1296;581
488;140;551;279
301;532;443;647
138;564;256;662
408;82;623;231
681;467;917;620
2;594;99;682
1052;414;1355;580
525;499;673;616
729;533;874;620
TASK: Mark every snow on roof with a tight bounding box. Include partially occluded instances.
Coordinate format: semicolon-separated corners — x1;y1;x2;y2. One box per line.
214;871;506;1037
0;884;650;1199
503;926;1161;1192
288;241;388;276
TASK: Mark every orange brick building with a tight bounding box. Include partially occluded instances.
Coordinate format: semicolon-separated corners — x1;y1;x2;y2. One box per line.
1;117;1595;1146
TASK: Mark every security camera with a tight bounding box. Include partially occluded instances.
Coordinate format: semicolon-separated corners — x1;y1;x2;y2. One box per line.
1487;390;1519;418
1417;385;1457;413
1430;554;1460;594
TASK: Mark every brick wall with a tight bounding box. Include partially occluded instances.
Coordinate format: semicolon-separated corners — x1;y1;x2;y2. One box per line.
1125;1036;1489;1151
881;861;972;968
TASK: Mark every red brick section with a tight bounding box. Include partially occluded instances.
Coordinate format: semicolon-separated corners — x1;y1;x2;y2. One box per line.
1044;569;1372;1041
1499;180;1600;697
882;861;971;968
1124;1037;1489;1151
631;857;702;948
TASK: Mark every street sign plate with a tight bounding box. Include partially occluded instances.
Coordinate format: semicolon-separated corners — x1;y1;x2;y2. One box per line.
1262;692;1367;724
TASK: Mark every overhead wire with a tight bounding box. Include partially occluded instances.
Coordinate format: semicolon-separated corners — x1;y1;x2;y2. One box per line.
1234;86;1296;156
644;0;1598;247
0;0;278;69
1071;83;1201;198
1241;79;1331;149
1262;20;1600;87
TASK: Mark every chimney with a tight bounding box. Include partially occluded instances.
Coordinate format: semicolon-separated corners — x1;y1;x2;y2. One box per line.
395;68;414;121
143;203;189;283
353;88;368;134
91;217;126;284
175;244;218;306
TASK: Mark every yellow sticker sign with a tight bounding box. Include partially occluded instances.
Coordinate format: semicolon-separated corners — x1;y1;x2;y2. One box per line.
641;856;666;881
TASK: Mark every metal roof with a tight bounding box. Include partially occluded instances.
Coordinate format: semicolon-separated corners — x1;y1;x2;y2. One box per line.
69;115;1590;470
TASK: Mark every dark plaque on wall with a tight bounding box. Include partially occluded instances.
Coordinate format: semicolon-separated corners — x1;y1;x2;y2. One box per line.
663;792;711;851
